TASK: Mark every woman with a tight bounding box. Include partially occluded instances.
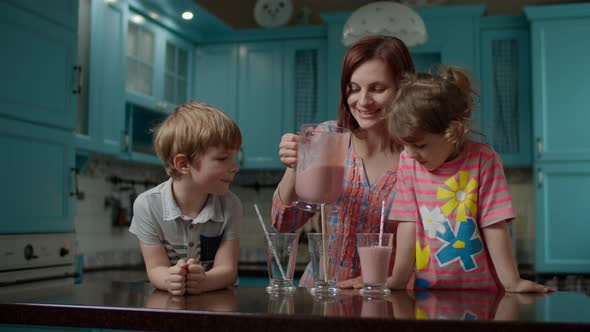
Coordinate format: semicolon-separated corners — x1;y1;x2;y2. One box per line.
271;35;416;288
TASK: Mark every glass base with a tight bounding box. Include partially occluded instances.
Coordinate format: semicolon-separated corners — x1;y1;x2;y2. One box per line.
266;279;296;294
309;281;340;296
293;201;321;212
360;284;391;297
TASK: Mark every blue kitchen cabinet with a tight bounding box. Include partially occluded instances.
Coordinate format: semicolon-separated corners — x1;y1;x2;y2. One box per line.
77;0;128;156
0;117;75;233
0;1;78;130
193;43;239;121
125;9;193;114
526;4;590;162
238;41;284;169
534;163;590;273
525;3;590;274
480;16;532;166
3;0;78;31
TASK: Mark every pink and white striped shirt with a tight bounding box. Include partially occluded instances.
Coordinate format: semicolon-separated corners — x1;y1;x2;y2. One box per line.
390;141;515;290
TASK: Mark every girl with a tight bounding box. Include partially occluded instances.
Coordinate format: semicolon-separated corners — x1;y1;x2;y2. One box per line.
387;65;550;292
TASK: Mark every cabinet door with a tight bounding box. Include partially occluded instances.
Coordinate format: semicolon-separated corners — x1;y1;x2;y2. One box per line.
194;44;238;121
0;2;77;130
126;12;157;107
163;31;193;110
0;117;75;234
77;0;127;155
238;42;284;169
481;28;532;166
530;19;590;161
283;39;326;132
535;163;590;273
4;0;78;31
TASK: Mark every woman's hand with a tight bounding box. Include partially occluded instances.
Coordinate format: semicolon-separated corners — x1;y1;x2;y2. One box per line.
338;276;363;289
166;259;188;296
278;133;299;168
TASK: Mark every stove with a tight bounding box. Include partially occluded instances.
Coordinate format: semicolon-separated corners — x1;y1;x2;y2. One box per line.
0;233;76;285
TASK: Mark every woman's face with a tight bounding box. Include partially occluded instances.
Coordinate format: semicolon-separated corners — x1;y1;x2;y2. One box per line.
347;58;396;130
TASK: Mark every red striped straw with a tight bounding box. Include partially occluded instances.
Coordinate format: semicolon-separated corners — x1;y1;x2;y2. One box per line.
379;199;385;246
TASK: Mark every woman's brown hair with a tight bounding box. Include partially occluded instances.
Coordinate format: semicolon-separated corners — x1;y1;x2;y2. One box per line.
337;35;415;131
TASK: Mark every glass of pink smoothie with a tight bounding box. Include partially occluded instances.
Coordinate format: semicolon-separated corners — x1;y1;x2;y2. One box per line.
356;233;394;297
294;123;350;212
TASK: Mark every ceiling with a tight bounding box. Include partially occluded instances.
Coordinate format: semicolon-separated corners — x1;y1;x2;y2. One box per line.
193;0;585;29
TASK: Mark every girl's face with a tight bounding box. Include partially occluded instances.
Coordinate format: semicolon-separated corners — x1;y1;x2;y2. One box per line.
189;146;239;195
347;58;396;130
401;133;456;171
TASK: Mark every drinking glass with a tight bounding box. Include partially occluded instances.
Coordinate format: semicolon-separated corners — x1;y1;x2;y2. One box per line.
356;233;394;297
307;232;345;295
265;232;299;294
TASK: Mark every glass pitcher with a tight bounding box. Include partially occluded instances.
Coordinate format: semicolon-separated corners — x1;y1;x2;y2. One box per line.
294;123;350;211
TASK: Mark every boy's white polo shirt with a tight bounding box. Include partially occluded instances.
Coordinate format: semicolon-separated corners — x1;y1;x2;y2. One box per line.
130;178;242;265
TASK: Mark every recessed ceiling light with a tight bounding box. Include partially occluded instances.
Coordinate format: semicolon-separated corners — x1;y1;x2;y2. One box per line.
148;11;159;20
130;14;145;24
181;11;194;20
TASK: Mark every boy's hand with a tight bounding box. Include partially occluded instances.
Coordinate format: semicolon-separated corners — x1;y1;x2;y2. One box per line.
338;276;363;289
185;259;207;295
278;133;299;168
504;278;553;293
166;259;188;296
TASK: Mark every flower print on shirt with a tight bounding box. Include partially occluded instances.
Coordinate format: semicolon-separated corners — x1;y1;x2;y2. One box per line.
435;218;483;271
419;206;446;238
437;171;478;222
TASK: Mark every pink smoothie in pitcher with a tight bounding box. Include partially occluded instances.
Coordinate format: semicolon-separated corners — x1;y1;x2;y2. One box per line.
295;165;345;204
358;246;392;284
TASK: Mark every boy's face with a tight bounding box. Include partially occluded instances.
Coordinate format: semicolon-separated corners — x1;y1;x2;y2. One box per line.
189;145;239;195
401;132;456;171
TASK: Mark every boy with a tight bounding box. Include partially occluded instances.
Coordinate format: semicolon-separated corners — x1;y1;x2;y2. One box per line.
130;101;242;295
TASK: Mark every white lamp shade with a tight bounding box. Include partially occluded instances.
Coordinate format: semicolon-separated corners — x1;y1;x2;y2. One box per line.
342;1;428;47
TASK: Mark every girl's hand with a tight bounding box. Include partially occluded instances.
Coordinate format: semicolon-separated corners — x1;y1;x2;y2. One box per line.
166;259;188;296
505;278;554;293
278;133;299;168
338;276;363;289
185;259;207;295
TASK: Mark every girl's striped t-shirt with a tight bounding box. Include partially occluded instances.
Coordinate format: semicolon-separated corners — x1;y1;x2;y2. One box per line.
390;141;515;290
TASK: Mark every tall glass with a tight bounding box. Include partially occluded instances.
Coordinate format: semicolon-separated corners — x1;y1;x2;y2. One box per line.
265;232;299;294
356;233;394;297
307;233;345;296
294;123;350;212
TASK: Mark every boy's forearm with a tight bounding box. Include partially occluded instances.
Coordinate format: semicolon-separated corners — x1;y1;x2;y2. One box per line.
482;221;521;289
147;266;174;291
190;265;237;294
389;221;416;289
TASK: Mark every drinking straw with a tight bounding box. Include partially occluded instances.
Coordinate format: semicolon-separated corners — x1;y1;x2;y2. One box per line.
254;204;286;280
320;203;328;282
379;199;386;246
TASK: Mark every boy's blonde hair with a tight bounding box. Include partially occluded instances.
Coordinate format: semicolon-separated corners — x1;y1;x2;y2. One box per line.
153;101;242;177
387;65;478;151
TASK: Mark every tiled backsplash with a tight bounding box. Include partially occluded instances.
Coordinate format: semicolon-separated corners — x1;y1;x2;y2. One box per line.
74;156;535;270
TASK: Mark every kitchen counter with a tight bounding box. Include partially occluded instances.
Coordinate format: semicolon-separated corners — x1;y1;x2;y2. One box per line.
1;280;589;331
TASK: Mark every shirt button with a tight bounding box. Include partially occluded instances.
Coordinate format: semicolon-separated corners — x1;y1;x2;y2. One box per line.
189;224;194;229
189;242;194;247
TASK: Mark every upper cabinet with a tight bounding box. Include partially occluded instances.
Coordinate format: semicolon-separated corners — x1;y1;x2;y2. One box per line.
194;36;325;169
480;16;532;166
125;10;193;113
525;4;590;162
0;1;78;130
4;0;78;31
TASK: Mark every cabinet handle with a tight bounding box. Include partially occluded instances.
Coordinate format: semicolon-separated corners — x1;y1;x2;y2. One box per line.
72;65;82;94
537;168;544;188
123;130;129;151
69;167;80;197
536;137;543;158
238;147;244;166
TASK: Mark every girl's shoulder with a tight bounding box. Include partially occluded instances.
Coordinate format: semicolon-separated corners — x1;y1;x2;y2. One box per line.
463;141;500;160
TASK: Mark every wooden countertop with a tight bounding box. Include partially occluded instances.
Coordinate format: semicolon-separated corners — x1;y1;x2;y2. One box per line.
1;280;590;331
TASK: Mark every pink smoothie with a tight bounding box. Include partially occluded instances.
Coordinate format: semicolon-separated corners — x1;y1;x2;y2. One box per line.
295;165;345;204
358;246;392;284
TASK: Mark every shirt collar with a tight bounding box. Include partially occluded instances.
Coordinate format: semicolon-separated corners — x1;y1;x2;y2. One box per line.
161;178;224;224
